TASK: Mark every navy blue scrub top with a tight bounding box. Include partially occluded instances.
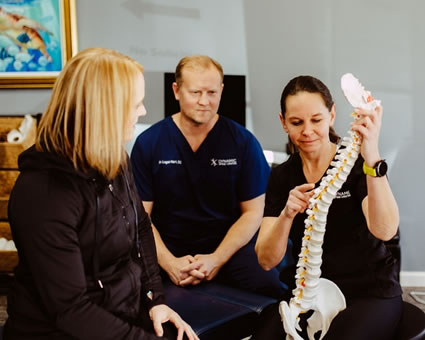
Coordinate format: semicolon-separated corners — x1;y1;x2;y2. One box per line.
131;115;270;255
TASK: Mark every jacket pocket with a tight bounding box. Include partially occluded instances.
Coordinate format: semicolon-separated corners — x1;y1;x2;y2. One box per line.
87;261;142;320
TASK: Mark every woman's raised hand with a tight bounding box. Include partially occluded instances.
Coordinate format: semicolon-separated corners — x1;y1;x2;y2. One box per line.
351;105;383;165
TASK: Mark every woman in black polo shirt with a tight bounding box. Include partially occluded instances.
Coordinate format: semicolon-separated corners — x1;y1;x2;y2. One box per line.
253;75;402;340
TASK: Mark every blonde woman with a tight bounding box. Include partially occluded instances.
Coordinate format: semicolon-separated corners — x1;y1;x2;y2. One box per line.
4;48;198;340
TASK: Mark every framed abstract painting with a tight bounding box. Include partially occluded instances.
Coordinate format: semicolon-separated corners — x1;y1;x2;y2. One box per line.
0;0;77;88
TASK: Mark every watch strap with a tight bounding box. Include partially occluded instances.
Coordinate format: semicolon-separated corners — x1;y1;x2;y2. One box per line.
363;161;377;177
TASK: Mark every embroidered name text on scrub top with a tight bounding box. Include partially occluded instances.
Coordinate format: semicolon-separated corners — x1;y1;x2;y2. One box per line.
158;160;182;165
336;190;351;199
210;158;238;167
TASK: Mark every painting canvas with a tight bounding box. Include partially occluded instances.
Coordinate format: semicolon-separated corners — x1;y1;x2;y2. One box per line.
0;0;77;88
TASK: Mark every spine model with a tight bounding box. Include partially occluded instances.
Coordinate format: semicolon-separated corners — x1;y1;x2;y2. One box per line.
279;73;381;340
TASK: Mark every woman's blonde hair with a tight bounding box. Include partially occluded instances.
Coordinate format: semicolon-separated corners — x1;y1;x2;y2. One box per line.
36;47;144;179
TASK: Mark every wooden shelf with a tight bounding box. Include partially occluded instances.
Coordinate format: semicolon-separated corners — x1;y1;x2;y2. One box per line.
0;222;17;273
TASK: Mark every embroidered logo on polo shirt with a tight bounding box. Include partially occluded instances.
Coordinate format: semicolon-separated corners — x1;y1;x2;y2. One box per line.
210;158;237;166
336;190;351;199
158;160;182;165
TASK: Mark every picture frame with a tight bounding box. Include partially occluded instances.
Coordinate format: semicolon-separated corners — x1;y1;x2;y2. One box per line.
0;0;78;88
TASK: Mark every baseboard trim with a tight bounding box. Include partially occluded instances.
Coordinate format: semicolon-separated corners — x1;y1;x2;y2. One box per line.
400;271;425;287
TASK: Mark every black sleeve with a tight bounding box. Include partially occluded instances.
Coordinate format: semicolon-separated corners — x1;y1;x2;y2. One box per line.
136;198;165;309
126;163;165;309
9;171;165;340
264;165;290;217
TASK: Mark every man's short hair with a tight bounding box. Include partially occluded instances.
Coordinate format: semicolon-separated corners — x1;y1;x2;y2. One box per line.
175;55;223;86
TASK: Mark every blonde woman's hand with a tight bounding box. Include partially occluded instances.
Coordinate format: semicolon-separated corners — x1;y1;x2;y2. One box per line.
149;304;199;340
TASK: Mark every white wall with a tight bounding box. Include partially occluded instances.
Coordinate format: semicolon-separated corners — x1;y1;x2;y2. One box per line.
0;0;423;272
76;0;251;127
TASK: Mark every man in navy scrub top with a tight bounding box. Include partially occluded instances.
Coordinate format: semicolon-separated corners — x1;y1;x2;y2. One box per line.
131;55;287;298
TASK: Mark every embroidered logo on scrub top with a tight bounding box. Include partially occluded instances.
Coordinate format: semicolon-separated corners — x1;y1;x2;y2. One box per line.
336;190;351;199
158;160;182;165
210;158;238;166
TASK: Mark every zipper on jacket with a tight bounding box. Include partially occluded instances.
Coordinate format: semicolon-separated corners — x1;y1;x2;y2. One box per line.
92;178;103;290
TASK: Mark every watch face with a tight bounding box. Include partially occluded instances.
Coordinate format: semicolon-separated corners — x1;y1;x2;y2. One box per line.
376;160;388;177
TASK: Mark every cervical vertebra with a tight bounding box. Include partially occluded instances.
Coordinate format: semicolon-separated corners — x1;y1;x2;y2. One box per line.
279;73;381;340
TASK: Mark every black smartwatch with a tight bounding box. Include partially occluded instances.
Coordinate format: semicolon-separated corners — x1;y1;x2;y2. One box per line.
363;160;388;177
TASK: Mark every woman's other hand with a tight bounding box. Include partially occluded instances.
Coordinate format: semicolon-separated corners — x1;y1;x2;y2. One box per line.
149;304;199;340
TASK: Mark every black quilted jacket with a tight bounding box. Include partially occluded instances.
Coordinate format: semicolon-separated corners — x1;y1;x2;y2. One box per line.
5;145;165;339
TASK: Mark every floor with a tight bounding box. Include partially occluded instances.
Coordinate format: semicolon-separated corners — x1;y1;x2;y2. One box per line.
1;287;424;326
402;286;425;312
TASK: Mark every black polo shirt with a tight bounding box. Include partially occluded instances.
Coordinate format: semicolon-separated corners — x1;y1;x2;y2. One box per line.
264;152;402;299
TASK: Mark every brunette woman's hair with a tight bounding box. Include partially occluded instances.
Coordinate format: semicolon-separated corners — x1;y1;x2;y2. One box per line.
280;75;340;154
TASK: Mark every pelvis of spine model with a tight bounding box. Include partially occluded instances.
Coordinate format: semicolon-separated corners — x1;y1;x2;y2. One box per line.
279;73;381;340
